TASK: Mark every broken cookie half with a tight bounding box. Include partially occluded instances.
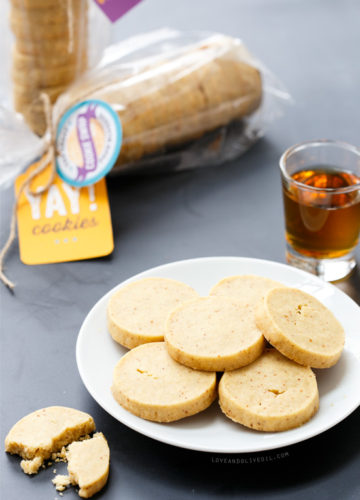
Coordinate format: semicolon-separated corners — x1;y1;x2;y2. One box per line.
5;406;110;498
53;432;110;498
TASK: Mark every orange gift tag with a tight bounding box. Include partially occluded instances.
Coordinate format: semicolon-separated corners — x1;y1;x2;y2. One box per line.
15;160;114;265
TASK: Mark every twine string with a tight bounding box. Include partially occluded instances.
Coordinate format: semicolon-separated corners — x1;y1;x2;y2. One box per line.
0;93;56;290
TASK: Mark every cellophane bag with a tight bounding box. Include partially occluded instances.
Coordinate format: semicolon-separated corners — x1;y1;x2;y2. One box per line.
0;27;291;188
53;28;291;175
0;0;109;189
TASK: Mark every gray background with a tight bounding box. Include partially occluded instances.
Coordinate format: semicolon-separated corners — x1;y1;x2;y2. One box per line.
1;0;360;499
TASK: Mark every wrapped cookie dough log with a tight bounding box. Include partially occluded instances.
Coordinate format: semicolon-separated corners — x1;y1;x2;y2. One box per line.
55;32;262;169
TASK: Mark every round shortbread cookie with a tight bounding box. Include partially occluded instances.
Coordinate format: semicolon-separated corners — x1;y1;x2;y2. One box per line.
165;296;265;371
10;1;88;41
13;96;52;136
210;275;285;305
11;0;81;9
107;277;199;349
111;342;217;422
10;15;71;40
12;46;87;70
13;87;62;135
13;82;68;108
255;287;345;368
219;349;319;431
21;106;47;136
5;407;95;473
13;93;55;136
15;35;87;57
12;63;83;87
11;2;86;25
25;105;52;135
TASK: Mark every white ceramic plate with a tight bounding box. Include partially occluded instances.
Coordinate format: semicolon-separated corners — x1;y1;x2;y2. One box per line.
76;257;360;453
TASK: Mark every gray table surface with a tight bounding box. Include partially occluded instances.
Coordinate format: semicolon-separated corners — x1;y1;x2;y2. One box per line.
1;1;360;499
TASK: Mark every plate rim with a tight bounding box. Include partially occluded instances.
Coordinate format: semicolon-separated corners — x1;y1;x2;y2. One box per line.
76;256;360;453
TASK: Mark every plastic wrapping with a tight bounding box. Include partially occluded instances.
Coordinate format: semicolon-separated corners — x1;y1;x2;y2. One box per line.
0;28;290;188
0;0;109;188
9;0;89;136
54;29;291;175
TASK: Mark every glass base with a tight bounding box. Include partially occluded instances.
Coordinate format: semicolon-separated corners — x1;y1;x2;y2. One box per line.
286;245;357;282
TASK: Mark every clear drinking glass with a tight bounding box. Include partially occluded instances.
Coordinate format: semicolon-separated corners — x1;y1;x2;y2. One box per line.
279;140;360;281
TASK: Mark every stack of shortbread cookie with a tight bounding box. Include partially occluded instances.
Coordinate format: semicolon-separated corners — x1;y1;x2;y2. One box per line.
10;0;88;135
107;276;345;432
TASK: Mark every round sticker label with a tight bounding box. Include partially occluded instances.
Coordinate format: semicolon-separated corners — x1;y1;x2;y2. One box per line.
56;99;122;187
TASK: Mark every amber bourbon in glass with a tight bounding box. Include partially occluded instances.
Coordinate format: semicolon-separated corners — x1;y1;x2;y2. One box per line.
279;141;360;281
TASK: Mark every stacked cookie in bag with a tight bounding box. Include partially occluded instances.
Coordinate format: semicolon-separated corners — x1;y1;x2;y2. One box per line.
10;0;88;136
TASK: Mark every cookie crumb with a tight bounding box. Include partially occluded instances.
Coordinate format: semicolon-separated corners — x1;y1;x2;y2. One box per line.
20;456;43;475
52;446;67;462
52;474;71;492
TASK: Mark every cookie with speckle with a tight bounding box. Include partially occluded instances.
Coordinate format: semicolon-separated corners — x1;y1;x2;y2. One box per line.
111;342;217;422
107;277;199;349
219;349;319;431
210;274;285;305
255;287;344;368
165;296;265;371
55;432;110;498
5;407;95;474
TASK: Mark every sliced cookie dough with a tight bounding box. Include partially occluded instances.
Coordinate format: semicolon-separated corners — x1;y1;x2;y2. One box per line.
210;274;285;305
255;287;345;368
107;277;199;349
165;296;265;371
5;406;95;474
111;342;217;422
219;349;319;431
53;432;110;498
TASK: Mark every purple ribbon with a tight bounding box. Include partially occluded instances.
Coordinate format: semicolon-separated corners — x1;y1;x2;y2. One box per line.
94;0;143;23
75;104;98;182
